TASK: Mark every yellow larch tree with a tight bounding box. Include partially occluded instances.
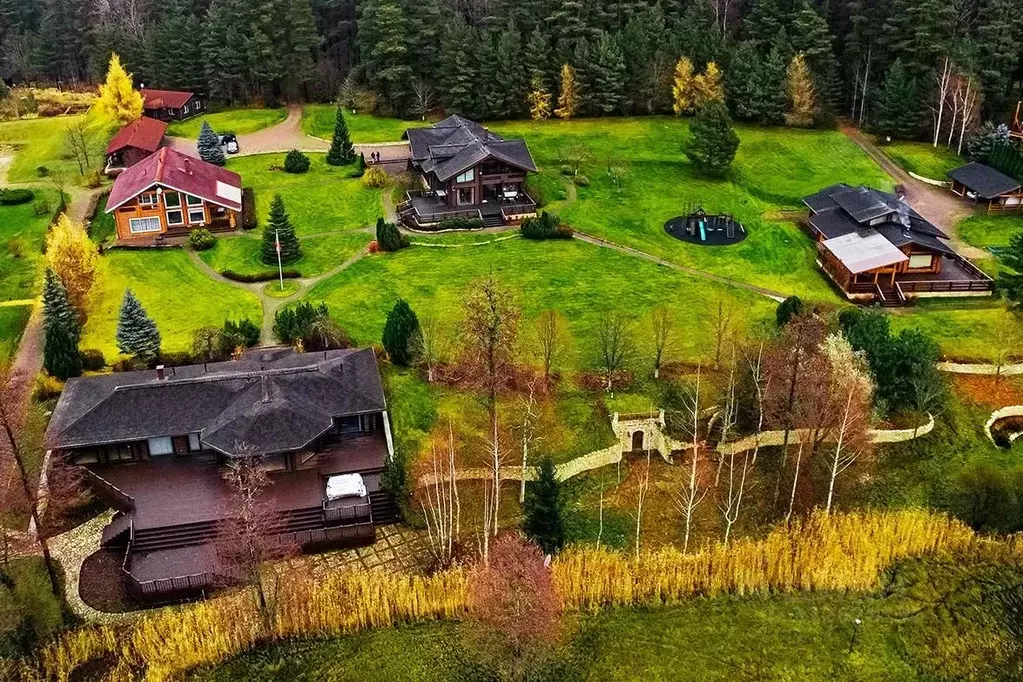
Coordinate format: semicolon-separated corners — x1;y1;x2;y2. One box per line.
96;53;144;126
785;53;817;128
527;75;552;120
671;57;696;115
45;214;98;320
694;61;725;108
554;64;579;120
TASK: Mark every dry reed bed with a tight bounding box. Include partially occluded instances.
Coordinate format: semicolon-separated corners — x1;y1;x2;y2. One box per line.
26;509;1007;682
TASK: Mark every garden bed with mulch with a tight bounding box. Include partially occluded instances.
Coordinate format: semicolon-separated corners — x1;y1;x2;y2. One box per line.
79;549;139;613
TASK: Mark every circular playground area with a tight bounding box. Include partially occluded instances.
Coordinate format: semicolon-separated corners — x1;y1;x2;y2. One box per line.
664;210;747;246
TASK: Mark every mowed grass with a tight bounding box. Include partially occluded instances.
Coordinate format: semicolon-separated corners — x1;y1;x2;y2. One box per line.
958;211;1023;250
303;237;777;370
301;105;431;142
890;298;1023;362
166;107;287;139
491;117;893;301
882;140;964;180
0;189;57;301
226;153;382;235
0;111;116;183
192;593;919;681
0;304;31;366
198;231;370;278
81;250;261;360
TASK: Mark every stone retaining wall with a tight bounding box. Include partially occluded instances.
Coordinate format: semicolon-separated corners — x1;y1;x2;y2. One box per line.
937;361;1023;376
984;405;1023;444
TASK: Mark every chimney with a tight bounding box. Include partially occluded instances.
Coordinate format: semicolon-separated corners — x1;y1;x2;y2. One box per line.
261;374;270;403
156;365;165;380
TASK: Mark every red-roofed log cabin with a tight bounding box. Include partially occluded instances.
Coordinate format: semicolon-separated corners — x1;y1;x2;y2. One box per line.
140;88;205;121
104;117;168;176
105;147;244;242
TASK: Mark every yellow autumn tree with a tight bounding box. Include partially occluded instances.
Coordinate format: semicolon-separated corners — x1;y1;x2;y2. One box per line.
694;61;725;108
671;57;696;115
527;75;552;120
785;53;816;128
554;64;579;119
96;53;143;126
46;214;98;320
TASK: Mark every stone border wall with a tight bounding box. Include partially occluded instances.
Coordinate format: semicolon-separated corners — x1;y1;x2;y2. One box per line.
937;361;1023;376
984;405;1023;445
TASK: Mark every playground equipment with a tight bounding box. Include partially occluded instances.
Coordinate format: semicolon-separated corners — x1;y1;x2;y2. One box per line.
664;204;747;246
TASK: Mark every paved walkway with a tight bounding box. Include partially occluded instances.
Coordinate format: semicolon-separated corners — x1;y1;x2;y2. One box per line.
839;123;986;260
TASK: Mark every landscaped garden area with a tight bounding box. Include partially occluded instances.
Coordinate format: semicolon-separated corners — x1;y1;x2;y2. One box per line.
166;107;287;138
198;231;371;279
0;111;115;183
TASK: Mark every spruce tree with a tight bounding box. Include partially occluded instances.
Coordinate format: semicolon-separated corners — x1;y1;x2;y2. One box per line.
261;194;302;264
376;217;407;252
684;101;740;176
197;121;226;166
325;103;356;166
591;32;626;114
758;47;788;125
524;29;553;92
872;59;921;140
523;456;565;555
382;298;421;366
116;290;161;362
496;25;529;119
42;268;82;380
725;41;763;122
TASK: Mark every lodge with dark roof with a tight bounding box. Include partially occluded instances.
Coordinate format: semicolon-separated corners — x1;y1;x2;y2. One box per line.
140;88;205;121
947;162;1023;212
803;184;993;304
45;347;398;600
397;115;539;228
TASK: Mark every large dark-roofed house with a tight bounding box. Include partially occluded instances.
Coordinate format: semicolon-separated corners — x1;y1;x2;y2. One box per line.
803;183;993;304
947;162;1023;211
140;88;205;121
397;115;538;228
46;347;398;600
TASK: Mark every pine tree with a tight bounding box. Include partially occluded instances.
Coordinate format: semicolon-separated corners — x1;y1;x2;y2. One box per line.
590;32;626;115
382;298;421;366
671;57;696;115
790;0;839;110
693;61;725;108
116;290;161;362
325;103;356;166
528;75;553;120
785;53;817;127
758;47;788;125
684;100;740;176
570;37;595;115
725;42;763;121
555;64;580;119
261;194;302;264
523;455;565;555
743;0;784;51
496;25;529;119
524;29;553;93
42;269;82;380
283;0;320;98
96;53;143;126
872;59;921;140
363;0;414;115
197;121;226;166
440;19;477;116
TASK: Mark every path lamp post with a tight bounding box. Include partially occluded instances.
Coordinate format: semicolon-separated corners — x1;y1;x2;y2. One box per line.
849;618;862;654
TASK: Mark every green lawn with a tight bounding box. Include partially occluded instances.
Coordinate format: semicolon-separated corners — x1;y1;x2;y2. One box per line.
881;140;963;180
0;189;57;301
0;111;116;183
490;117;893;301
166;108;287;139
890;298;1023;363
301;105;431;142
81;249;262;361
303;237;777;371
88;195;116;245
226;153;382;235
0;304;31;366
958;211;1023;251
191;593;927;681
198;231;370;278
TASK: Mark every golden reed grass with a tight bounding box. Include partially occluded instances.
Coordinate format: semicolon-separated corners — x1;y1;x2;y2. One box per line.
28;509;999;682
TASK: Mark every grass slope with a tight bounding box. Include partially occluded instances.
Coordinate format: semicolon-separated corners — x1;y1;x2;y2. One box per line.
81;250;261;360
958;211;1023;251
890;298;1023;363
0;112;116;183
227;153;382;235
198;231;370;278
0;304;31;366
0;189;57;301
491;118;892;300
301;105;431;142
882;140;963;180
166;108;287;139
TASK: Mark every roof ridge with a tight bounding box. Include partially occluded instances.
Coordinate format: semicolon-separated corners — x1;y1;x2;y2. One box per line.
110;363;324;393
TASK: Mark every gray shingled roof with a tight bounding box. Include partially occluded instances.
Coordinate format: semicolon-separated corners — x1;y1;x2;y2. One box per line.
46;348;387;456
948;162;1022;200
405;115;537;182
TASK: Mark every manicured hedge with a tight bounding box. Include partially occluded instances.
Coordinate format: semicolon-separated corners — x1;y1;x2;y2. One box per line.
222;268;301;283
521;211;573;240
0;188;34;205
435;217;485;231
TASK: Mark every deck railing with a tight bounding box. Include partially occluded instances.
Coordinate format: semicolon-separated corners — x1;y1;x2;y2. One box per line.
895;278;994;294
273;523;375;547
322;500;373;525
83;468;135;512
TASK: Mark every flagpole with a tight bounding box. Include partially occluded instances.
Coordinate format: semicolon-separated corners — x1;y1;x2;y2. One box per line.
276;229;284;291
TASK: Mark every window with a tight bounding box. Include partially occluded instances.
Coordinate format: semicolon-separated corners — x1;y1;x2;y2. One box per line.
334;416;363;435
139;192;158;207
186;195;203;206
188;433;202;452
183;103;190;114
455;168;475;183
164;192;181;208
128;216;162;234
908;254;933;269
166;210;184;226
457;187;474;205
147;436;174;456
188;206;205;224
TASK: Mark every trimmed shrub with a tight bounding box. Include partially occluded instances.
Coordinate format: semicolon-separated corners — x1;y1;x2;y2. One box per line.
33;199;51;216
273;301;351;351
79;348;106;371
350;153;366;178
36;166;49;177
361;166;389;188
521;211;573;240
573;174;589;187
157;351;197;367
33;374;64;400
283;149;310;174
435;217;485;231
7;236;27;258
376;217;408;252
221;268;301;283
241;188;257;229
222;318;260;349
0;188;34;205
189;228;216;251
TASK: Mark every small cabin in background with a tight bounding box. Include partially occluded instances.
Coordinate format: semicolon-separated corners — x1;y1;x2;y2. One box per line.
140;88;205;122
947;162;1023;212
104;117;167;176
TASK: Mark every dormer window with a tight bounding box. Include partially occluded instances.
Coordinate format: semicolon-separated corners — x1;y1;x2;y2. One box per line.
139;192;158;207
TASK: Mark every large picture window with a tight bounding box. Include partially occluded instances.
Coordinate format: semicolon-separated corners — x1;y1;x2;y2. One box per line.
147;436;174;456
164;192;181;208
128;216;162;234
188;206;205;224
456;168;475;183
908;254;933;269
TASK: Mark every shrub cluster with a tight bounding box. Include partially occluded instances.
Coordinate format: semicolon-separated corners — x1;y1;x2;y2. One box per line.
435;216;485;231
283;149;311;174
33;374;65;400
79;348;106;371
241;188;257;229
0;188;34;205
361;166;389;188
191;318;262;362
188;228;216;251
520;211;572;240
376;217;409;252
273;301;351;351
221;268;301;283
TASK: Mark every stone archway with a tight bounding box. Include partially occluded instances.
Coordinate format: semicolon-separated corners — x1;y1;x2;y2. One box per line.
631;430;644;452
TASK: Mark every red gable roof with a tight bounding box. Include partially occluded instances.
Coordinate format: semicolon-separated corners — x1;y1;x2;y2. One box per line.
141;89;195;110
106;148;243;213
105;117;168;155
